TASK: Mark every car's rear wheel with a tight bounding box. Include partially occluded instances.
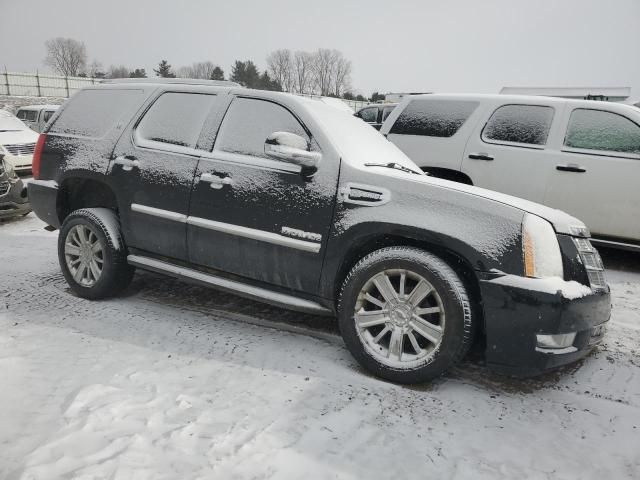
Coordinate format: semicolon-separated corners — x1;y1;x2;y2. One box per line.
58;208;134;299
338;246;474;384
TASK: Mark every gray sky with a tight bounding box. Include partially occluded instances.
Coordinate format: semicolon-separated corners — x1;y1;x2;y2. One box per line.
2;0;639;98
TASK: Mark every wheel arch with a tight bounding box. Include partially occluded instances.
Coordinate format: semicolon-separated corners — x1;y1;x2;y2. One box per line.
56;175;118;224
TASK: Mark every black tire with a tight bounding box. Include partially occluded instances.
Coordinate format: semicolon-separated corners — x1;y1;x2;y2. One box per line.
58;208;134;299
338;246;474;384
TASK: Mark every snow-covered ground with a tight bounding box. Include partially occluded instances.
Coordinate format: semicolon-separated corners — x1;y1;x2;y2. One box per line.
1;215;639;479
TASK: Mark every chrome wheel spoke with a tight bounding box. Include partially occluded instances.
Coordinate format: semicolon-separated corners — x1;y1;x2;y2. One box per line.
372;325;391;344
355;309;390;328
388;327;404;360
65;243;81;256
399;272;407;297
363;293;386;309
407;280;433;307
88;259;101;282
415;306;441;316
407;331;423;355
373;273;398;303
410;314;443;345
73;262;87;283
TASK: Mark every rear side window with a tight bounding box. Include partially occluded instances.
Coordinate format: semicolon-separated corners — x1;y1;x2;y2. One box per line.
389;99;478;137
214;97;309;159
137;92;218;149
358;107;378;123
49;89;145;138
382;105;396;122
483;104;554;146
565;109;640;154
43;111;55;123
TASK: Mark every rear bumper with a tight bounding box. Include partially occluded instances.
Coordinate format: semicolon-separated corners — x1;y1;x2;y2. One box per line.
479;273;611;376
26;180;60;227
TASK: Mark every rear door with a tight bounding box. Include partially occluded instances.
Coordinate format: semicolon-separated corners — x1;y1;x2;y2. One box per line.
187;95;340;293
543;106;640;241
109;90;226;261
461;102;559;202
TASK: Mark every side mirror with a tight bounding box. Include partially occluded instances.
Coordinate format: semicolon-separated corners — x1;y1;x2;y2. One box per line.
264;131;321;174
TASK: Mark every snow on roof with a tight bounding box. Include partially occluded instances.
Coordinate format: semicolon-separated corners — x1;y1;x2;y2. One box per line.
500;86;631;98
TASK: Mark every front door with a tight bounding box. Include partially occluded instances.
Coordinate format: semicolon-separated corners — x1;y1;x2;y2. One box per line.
544;107;640;241
187;96;340;294
109;91;223;261
461;103;559;203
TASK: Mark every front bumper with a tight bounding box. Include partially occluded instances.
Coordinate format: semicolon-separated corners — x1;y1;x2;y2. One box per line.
3;155;33;175
479;273;611;376
0;179;31;219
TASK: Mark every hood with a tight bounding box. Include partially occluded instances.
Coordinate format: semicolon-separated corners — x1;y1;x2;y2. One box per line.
0;129;39;147
380;169;587;236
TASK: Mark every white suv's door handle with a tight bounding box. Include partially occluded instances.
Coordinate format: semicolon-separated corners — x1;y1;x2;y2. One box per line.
200;173;233;189
113;156;140;172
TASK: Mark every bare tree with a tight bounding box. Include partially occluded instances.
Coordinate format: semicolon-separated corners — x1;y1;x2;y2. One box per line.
86;60;104;78
332;52;352;97
107;65;130;79
177;61;219;79
292;51;313;94
312;48;338;96
266;49;293;92
44;37;87;76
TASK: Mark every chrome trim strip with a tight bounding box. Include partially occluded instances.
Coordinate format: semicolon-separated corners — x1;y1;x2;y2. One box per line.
127;255;332;315
131;204;187;223
187;216;321;253
590;238;640;253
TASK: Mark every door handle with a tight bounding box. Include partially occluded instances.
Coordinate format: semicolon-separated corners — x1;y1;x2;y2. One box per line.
468;153;494;161
200;172;233;189
556;164;586;173
113;156;140;172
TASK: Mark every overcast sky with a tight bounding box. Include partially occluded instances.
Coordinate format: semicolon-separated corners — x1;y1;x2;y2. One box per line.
2;0;639;98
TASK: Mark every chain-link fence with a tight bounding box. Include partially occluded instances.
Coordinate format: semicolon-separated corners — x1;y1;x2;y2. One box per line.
0;72;100;98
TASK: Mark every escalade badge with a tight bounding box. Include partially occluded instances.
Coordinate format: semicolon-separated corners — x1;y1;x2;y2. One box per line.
281;227;322;243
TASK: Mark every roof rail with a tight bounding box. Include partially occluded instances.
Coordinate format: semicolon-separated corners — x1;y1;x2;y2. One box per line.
100;78;241;87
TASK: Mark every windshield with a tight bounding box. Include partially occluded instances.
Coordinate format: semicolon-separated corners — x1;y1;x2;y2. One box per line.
0;115;29;132
302;100;423;173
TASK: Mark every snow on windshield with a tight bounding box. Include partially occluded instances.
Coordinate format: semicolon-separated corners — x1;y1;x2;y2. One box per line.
302;100;422;172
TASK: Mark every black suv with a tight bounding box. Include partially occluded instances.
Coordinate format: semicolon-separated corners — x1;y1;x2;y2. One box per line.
28;79;611;383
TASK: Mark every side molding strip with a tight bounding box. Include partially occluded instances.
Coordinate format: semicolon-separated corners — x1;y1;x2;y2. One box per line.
131;203;187;223
127;255;332;315
131;204;321;253
187;216;321;253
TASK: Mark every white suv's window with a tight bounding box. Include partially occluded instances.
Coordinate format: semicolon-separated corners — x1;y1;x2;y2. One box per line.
483;104;554;146
18;110;38;122
565;108;640;155
358;107;378;123
390;99;478;137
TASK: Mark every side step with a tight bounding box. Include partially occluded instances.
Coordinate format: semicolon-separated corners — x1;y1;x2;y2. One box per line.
127;255;333;316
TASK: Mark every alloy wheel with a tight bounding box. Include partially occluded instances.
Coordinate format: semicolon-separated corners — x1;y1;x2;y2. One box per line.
64;224;105;287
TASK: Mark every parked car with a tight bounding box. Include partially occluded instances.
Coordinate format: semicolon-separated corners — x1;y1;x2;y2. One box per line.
355;103;397;130
16;105;60;132
0;110;39;175
381;94;640;251
0;153;31;219
28;80;610;383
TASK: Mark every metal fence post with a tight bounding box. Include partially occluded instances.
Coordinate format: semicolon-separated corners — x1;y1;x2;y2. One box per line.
65;76;70;97
36;71;41;97
4;70;10;96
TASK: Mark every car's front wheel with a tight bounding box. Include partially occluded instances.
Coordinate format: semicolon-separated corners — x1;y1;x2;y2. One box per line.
58;208;134;299
338;246;474;384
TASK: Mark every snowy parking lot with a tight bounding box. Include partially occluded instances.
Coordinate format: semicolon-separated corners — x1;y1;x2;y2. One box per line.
1;214;639;479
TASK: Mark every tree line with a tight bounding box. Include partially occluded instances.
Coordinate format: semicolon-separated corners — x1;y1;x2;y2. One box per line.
43;37;382;102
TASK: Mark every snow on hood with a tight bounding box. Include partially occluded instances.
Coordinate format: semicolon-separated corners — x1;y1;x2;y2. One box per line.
0;128;39;146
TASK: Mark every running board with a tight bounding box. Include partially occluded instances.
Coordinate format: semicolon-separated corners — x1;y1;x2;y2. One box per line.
127;255;333;316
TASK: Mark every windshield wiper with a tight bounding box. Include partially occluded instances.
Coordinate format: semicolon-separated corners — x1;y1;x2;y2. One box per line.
364;162;422;176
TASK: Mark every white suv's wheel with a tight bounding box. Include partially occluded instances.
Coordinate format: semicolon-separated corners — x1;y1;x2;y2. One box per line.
338;246;474;383
58;208;134;299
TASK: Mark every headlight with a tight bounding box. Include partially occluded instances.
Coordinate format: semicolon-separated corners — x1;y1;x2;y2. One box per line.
522;214;564;278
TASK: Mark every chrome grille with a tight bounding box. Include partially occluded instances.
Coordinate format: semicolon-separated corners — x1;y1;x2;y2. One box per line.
574;238;607;290
0;181;9;196
3;143;36;156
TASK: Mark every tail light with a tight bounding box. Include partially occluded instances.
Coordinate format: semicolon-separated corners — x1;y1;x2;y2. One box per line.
32;133;47;180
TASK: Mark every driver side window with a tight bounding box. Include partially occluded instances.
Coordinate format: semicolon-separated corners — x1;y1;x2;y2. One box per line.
214;97;310;159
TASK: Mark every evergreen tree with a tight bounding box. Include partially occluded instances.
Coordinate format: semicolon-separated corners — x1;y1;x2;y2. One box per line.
129;68;147;78
210;66;225;80
230;60;260;88
343;92;355;100
370;91;385;103
258;72;282;91
154;60;175;78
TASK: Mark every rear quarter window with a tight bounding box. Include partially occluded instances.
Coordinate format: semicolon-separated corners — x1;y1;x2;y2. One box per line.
18;110;38;122
49;89;146;138
389;99;479;137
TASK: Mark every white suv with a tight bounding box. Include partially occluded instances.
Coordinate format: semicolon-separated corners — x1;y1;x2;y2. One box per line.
16;105;60;133
381;94;640;250
0;110;39;175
